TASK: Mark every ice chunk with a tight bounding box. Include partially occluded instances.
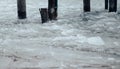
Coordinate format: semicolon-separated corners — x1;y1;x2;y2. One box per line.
53;36;77;41
0;39;2;43
0;57;12;69
77;35;87;43
107;58;115;61
87;36;105;46
113;42;119;46
61;29;74;35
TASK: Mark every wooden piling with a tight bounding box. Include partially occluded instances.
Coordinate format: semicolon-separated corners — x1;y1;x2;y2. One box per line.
109;0;117;12
17;0;27;19
39;8;49;23
83;0;91;12
48;0;58;20
105;0;109;10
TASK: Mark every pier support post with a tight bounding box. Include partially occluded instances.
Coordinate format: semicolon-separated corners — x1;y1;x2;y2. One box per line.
39;8;49;23
48;0;58;20
17;0;27;19
105;0;109;10
83;0;91;12
109;0;117;12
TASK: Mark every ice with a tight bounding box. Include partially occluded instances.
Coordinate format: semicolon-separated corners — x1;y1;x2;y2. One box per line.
0;0;120;69
107;58;115;61
113;42;119;46
0;57;12;69
0;39;3;43
87;36;105;46
53;36;77;41
77;35;87;43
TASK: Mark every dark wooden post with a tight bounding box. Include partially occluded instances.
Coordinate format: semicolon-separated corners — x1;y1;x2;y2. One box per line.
48;0;58;20
109;0;117;12
17;0;27;19
83;0;91;12
105;0;109;10
39;8;49;23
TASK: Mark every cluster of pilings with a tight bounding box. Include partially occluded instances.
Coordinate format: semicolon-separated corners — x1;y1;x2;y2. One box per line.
17;0;118;23
83;0;117;12
40;0;58;23
105;0;117;12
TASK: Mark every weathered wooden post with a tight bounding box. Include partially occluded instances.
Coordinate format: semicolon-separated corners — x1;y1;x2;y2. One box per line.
17;0;27;19
109;0;117;12
48;0;58;20
105;0;109;10
39;8;49;23
83;0;91;12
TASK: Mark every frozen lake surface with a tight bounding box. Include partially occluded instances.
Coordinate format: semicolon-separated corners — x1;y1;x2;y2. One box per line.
0;0;120;69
